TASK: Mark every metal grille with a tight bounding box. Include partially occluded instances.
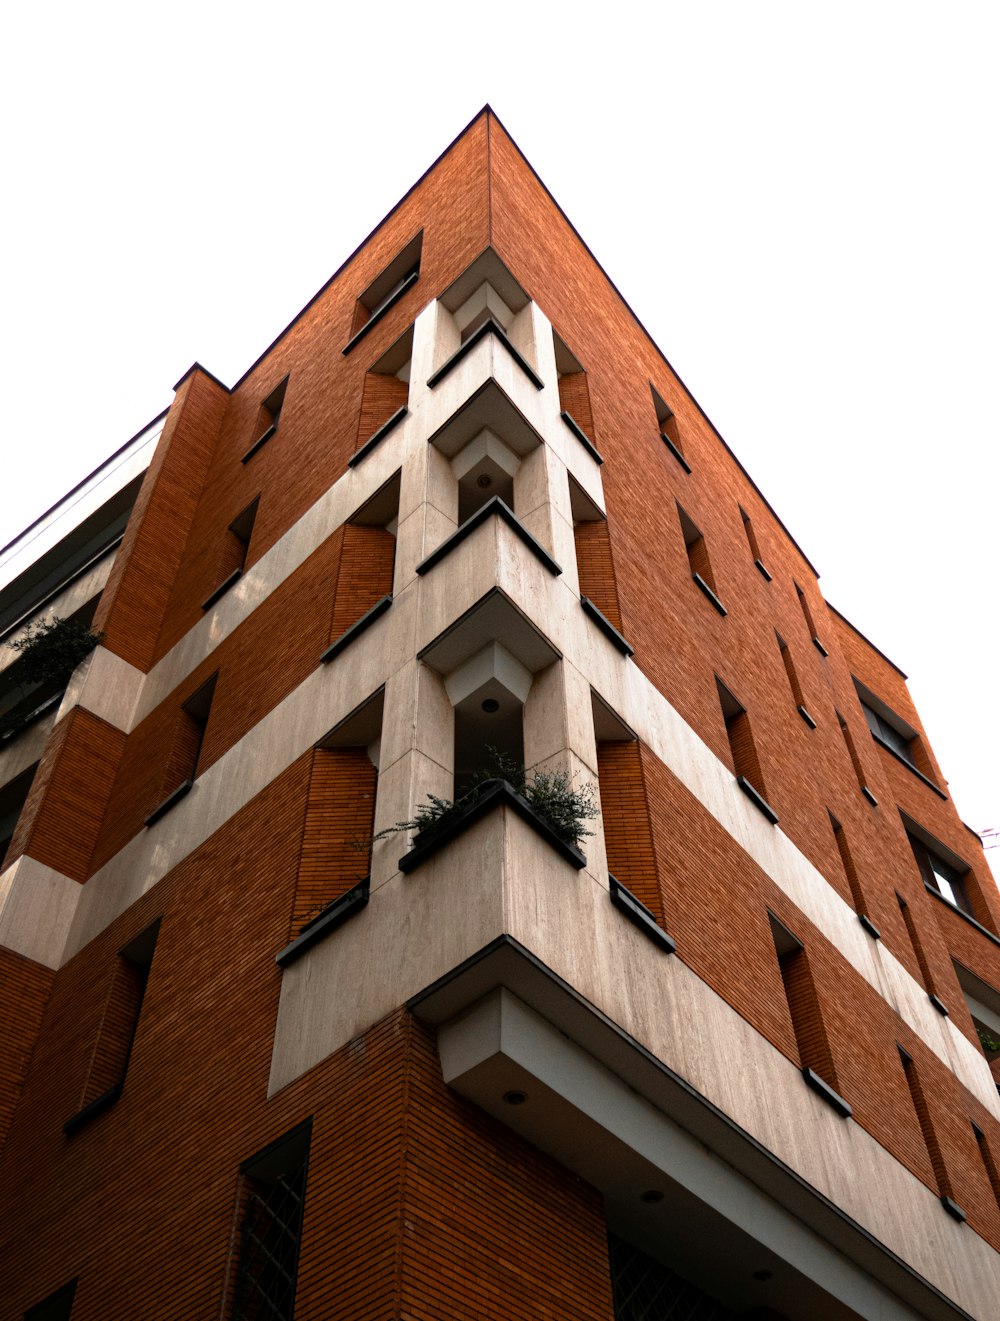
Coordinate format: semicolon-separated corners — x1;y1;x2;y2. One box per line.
233;1161;307;1321
609;1234;735;1321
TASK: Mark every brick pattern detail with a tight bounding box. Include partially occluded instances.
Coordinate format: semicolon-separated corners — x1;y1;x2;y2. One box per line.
725;710;767;800
329;525;396;642
79;957;145;1109
558;370;594;436
596;740;662;922
901;1050;954;1199
0;949;52;1150
357;371;408;446
292;747;377;935
778;947;839;1089
574;519;623;632
7;708;126;883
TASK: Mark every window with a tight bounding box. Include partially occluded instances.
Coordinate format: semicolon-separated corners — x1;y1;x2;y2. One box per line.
651;384;690;473
203;497;259;609
972;1124;1000;1212
64;920;160;1135
678;505;725;615
570;476;624;637
896;894;947;1013
829;812;878;936
354;327;412;460
776;632;815;727
898;1046;965;1220
717;678;776;822
322;474;399;662
0;763;37;870
608;1233;734;1321
231;1122;311;1321
836;710;877;806
24;1281;77;1321
738;505;771;579
905;824;973;917
242;377;288;463
854;681;941;792
952;963;1000;1076
146;673;218;825
794;581;828;656
344;232;422;352
553;330;595;441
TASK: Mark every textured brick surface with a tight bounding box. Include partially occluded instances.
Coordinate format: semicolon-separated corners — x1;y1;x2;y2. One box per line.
597;740;661;922
292;747;376;935
0;949;51;1150
574;519;623;632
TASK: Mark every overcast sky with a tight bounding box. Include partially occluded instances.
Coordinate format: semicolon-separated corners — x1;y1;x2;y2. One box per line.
2;3;996;865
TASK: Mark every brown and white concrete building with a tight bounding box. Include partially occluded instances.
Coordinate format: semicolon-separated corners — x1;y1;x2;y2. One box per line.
1;108;999;1321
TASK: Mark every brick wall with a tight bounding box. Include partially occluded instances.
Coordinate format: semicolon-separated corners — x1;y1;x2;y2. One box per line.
0;949;52;1150
574;519;623;633
292;747;376;936
597;740;662;923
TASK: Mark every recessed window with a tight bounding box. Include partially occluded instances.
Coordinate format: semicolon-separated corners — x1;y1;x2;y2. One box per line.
570;476;624;635
739;505;771;579
231;1121;311;1321
898;1046;964;1219
203;497;259;610
322;475;399;661
794;581;827;656
146;673;218;825
854;680;941;792
973;1123;1000;1214
678;505;725;615
242;377;288;463
0;762;37;870
24;1280;78;1321
651;384;690;473
345;232;422;351
836;710;877;805
952;962;1000;1073
776;632;814;727
717;678;776;822
553;331;594;440
829;811;877;934
905;822;973;917
354;327;412;460
896;893;945;1011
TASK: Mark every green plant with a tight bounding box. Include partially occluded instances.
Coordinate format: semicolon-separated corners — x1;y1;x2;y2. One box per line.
7;616;104;687
976;1024;1000;1056
374;747;599;849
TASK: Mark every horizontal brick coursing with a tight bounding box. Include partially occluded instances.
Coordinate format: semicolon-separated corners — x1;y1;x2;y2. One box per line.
292;747;376;936
0;949;52;1151
574;519;623;632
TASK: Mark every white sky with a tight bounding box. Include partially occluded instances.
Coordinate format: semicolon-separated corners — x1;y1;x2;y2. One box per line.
2;2;996;867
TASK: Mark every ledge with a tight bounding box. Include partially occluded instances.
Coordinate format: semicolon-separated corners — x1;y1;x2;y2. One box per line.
802;1068;852;1119
276;878;370;968
736;776;779;825
398;779;586;875
201;567;243;611
241;422;277;464
426;317;544;392
560;411;603;465
941;1196;967;1224
580;597;634;657
660;431;691;474
860;786;879;808
812;636;829;658
145;779;193;827
63;1082;122;1136
609;875;676;953
870;731;948;800
342;269;418;355
348;406;408;468
929;993;950;1017
692;573;727;616
797;704;817;730
320;595;392;664
858;913;881;940
923;882;1000;949
754;558;772;582
0;690;64;745
416;497;561;578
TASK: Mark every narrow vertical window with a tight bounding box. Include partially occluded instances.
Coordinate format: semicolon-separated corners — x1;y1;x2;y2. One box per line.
651;384;690;473
836;710;878;806
972;1123;1000;1215
717;678;776;822
570;475;625;637
242;376;288;463
898;1047;965;1220
769;914;850;1115
203;497;259;609
146;673;218;824
553;331;594;440
355;327;412;454
24;1280;78;1321
678;505;725;615
829;812;879;937
777;632;815;727
795;581;828;656
345;231;422;351
897;894;948;1014
739;505;771;579
322;475;399;661
64;920;160;1134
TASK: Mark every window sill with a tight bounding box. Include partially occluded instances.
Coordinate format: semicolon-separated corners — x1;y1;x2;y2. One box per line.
202;567;243;612
736;776;778;825
929;993;949;1017
145;779;193;827
426;317;544;392
609;875;675;953
941;1196;967;1224
348;406;408;468
241;423;277;464
398;779;586;875
276;878;370;968
812;636;829;658
342;269;419;355
858;913;881;940
320;595;393;664
870;731;947;799
0;690;64;744
560;411;603;465
580;596;634;657
923;883;1000;948
860;785;879;807
797;705;817;730
63;1082;123;1136
802;1068;852;1118
754;558;772;582
659;431;691;474
416;497;561;578
692;573;727;616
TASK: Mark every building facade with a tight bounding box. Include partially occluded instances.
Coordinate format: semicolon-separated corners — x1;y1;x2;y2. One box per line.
1;108;999;1320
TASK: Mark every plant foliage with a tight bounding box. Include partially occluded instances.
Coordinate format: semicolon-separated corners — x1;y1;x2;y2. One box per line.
8;616;104;687
977;1024;1000;1056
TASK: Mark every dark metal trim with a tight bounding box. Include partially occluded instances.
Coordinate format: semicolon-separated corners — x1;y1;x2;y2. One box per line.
201;567;243;611
941;1196;967;1224
416;497;561;578
63;1082;123;1136
858;913;882;940
398;779;586;875
929;994;950;1017
580;596;634;657
426;317;544;391
0;690;65;744
659;430;691;474
754;558;773;582
692;573;727;616
797;704;817;730
609;875;676;953
276;879;371;968
320;595;392;664
144;779;193;827
736;776;779;825
923;883;1000;949
560;411;604;464
812;636;830;658
348;406;408;468
870;730;948;800
342;269;419;355
861;786;879;808
802;1068;852;1118
241;422;278;464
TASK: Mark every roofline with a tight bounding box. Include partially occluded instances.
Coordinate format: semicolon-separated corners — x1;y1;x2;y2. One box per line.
828;602;908;680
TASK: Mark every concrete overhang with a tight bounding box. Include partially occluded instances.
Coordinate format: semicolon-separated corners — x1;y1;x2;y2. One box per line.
418;588;560;680
426;378;543;460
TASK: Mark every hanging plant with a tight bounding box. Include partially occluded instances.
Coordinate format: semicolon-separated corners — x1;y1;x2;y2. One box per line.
976;1024;1000;1057
7;616;104;688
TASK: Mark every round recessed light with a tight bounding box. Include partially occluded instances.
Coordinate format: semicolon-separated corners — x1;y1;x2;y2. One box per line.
481;698;500;713
752;1269;773;1282
503;1089;527;1106
477;473;493;488
639;1190;664;1204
